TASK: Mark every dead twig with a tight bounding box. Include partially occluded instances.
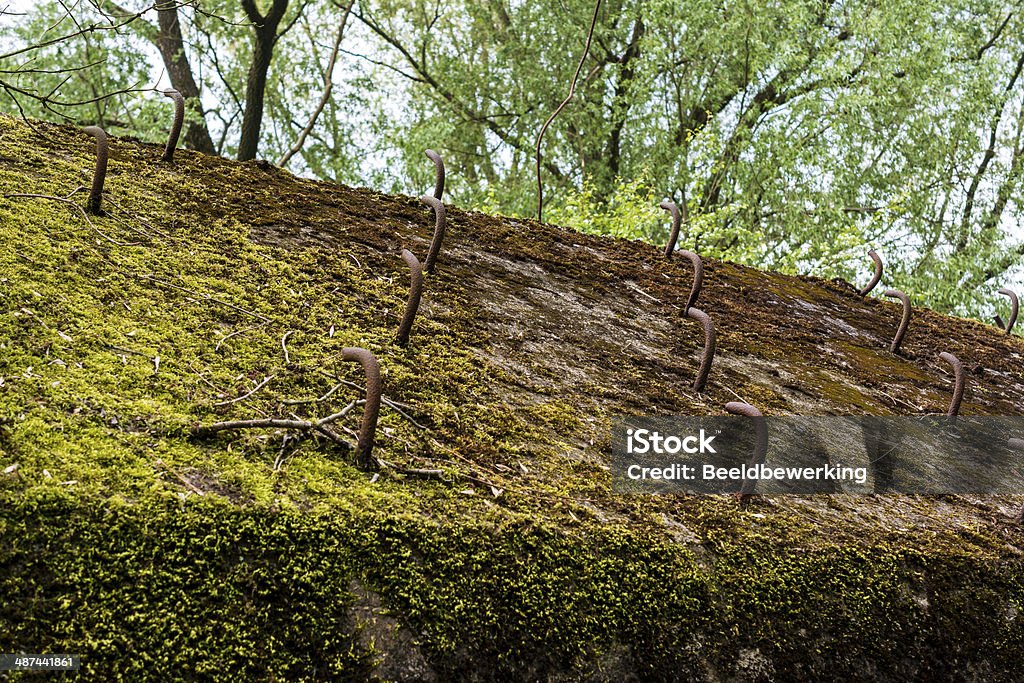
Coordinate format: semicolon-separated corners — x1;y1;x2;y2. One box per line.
153;459;205;496
281;382;344;406
194;401;357;444
215;323;268;351
139;274;272;322
281;330;294;364
103;342;152;360
212;375;275;407
3;193;139;246
324;374;426;428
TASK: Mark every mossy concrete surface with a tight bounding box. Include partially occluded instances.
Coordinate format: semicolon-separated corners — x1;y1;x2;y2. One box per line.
0;116;1022;681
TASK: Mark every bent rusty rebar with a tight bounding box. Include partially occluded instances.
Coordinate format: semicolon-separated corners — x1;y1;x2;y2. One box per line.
425;149;445;200
342;347;382;470
396;249;423;346
884;289;911;354
678;250;703;312
938;352;965;419
660;200;681;259
860;249;883;297
686;307;715;392
659;201;702;309
997;287;1019;334
83;126;108;215
724;401;767;500
162;89;184;162
420;194;447;273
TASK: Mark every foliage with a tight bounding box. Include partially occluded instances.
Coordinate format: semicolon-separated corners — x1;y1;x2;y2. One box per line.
3;1;1024;316
546;171;665;243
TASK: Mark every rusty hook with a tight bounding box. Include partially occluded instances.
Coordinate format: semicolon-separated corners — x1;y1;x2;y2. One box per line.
884;289;911;354
419;194;447;274
395;249;423;346
686;307;716;392
425;149;445;201
860;249;883;297
342;347;382;470
82;126;108;215
162;89;184;162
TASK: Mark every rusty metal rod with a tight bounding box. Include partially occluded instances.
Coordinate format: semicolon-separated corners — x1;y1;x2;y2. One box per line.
860;249;883;297
660;200;681;259
83;126;108;215
425;149;445;200
725;401;767;500
395;249;423;346
686;307;716;392
419;194;447;273
997;287;1018;334
162;89;184;162
342;347;382;470
938;352;965;418
678;250;703;312
884;289;911;354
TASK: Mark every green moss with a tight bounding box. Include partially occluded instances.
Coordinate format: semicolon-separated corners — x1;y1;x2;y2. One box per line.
2;115;1023;680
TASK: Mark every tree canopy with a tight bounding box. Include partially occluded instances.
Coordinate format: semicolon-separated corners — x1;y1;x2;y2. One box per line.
2;0;1023;318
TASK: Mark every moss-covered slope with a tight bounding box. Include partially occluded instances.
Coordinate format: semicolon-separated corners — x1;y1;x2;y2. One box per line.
0;116;1022;681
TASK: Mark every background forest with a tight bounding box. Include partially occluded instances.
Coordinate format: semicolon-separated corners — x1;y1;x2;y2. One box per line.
2;0;1023;318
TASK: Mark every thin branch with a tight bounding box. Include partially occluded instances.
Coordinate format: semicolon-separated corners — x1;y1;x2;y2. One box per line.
0;5;157;61
534;0;602;222
276;0;354;167
192;401;358;447
194;418;311;434
2;193;139;246
333;377;426;429
281;330;294;364
138;274;273;322
212;374;276;406
215;322;268;351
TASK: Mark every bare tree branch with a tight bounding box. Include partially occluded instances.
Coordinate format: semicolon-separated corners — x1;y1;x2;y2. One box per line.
276;0;354;167
534;0;602;222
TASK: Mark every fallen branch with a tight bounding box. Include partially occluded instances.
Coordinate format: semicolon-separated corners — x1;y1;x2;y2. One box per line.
212;375;275;406
328;374;427;429
281;382;344;406
3;193;139;246
282;330;294;364
139;274;272;323
192;401;357;446
215;323;269;351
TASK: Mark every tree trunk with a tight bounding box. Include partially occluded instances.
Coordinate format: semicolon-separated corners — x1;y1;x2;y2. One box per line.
237;0;289;161
155;0;216;155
